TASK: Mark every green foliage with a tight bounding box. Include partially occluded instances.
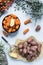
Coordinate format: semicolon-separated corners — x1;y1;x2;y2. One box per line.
14;0;43;20
0;42;8;65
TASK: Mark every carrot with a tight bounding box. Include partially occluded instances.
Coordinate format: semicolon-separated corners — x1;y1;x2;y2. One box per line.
23;28;29;35
6;22;10;26
8;16;11;19
16;20;20;25
4;25;8;29
10;14;17;19
16;25;19;30
24;19;31;25
3;21;6;25
5;17;8;21
12;29;16;32
8;28;12;32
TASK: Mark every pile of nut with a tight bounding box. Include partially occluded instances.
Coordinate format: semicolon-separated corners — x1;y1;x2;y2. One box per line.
0;0;14;12
18;39;42;61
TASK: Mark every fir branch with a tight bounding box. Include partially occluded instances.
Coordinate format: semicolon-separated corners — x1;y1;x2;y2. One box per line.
14;0;43;20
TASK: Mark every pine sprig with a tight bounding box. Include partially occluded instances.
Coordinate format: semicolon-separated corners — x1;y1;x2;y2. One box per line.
14;0;43;20
0;42;8;65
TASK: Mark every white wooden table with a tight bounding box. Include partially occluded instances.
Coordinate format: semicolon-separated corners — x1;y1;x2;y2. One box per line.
0;0;43;65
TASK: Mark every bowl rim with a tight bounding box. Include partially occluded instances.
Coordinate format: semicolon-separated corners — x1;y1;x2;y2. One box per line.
2;14;21;33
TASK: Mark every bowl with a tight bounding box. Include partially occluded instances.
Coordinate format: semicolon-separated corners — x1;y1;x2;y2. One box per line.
2;14;21;33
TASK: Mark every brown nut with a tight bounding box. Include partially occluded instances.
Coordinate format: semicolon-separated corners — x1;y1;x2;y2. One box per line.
24;19;31;25
23;42;28;48
27;39;34;43
37;44;42;53
31;56;35;61
18;44;23;49
23;48;27;54
19;49;23;54
35;25;41;32
26;55;31;60
30;41;37;46
23;28;29;35
3;31;8;37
